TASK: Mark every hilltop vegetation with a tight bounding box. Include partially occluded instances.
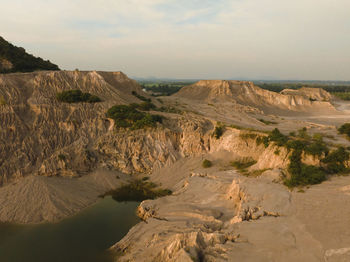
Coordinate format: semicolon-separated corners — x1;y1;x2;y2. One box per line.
0;36;59;73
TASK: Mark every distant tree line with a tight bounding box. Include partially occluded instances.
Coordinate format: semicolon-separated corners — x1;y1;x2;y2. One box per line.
140;82;194;96
256;83;350;94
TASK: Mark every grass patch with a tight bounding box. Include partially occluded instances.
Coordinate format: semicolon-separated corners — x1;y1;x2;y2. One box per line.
231;158;257;170
101;179;172;202
202;159;212;168
56;89;102;103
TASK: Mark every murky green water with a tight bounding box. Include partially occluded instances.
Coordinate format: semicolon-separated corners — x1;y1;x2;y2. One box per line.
0;197;140;262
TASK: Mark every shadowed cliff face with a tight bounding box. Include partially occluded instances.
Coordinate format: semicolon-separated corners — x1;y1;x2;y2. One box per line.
0;71;155;185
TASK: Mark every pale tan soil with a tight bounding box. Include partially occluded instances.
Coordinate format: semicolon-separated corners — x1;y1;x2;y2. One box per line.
112;154;350;262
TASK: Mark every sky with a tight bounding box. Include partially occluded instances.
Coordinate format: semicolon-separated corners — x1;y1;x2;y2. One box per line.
1;0;349;80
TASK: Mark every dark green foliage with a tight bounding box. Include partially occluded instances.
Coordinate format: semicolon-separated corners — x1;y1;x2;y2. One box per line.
256;136;269;148
102;179;172;202
338;123;350;139
285;149;327;187
269;128;288;146
202;159;212;168
286;139;306;151
131;91;151;102
304;141;329;157
0;36;60;73
213;125;224;139
56;90;102;103
321;147;350;174
58;154;66;161
106;104;162;129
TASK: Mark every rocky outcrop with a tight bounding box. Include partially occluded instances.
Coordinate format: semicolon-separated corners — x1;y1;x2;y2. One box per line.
111;170;292;261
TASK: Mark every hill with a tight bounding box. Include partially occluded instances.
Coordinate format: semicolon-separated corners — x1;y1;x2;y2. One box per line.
174;80;336;114
0;36;60;73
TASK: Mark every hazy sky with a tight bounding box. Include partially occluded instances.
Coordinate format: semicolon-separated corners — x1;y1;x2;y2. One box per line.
1;0;349;80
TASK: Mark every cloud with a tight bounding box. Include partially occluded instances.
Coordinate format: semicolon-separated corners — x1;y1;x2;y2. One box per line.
1;0;349;80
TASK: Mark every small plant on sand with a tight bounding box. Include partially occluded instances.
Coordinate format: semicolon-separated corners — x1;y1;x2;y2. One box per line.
213;124;225;139
202;159;212;168
338;123;350;139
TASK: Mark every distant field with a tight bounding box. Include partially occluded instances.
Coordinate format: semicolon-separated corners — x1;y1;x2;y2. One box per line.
139;81;195;96
255;82;350;100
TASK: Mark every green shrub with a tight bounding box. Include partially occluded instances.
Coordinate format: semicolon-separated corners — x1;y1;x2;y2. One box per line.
256;135;269;148
321;147;350;174
202;159;212;168
102;179;172;202
269;128;288;146
213;125;224;139
56;90;102;103
285;149;327;187
304;141;329;157
338;123;350;139
285;164;327;187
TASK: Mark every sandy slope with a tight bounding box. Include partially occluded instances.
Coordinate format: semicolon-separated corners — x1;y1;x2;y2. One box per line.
0;170;125;224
